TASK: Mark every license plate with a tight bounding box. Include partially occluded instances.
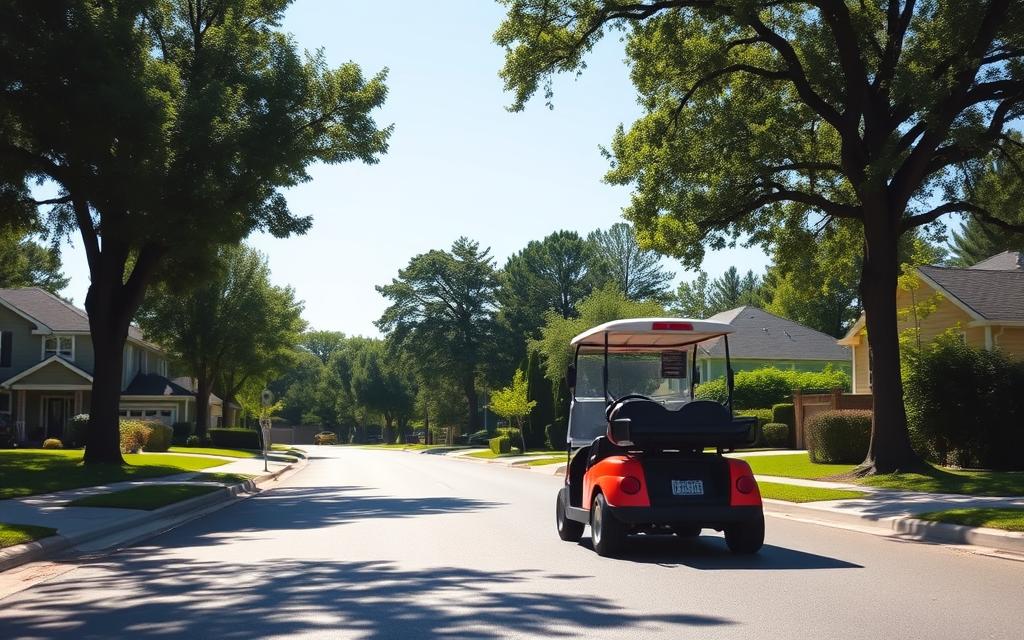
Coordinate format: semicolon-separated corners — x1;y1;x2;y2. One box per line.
671;480;704;496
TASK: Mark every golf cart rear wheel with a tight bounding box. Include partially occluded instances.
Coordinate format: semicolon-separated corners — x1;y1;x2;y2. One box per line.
591;493;626;557
724;515;765;554
556;488;584;542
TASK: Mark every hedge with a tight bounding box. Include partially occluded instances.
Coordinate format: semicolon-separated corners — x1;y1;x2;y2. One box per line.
805;410;871;464
172;421;193;445
120;420;153;453
695;367;850;409
545;421;567;450
144;422;173;452
489;435;511;455
762;423;790;448
208;428;260;450
772;403;795;429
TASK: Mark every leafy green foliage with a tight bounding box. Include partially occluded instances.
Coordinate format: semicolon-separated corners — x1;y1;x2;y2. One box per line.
695;367;850;409
144;423;173;453
301;331;348;365
208;428;260;450
771;403;795;431
489;370;536;437
903;331;1024;470
805;410;872;464
672;267;762;318
587;223;673;302
948;140;1024;266
524;350;555;449
762;423;790;449
350;340;416;443
548;376;571;449
0;226;68;293
489;435;512;455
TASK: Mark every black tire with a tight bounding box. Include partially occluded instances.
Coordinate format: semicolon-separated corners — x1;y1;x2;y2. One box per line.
556;488;584;542
591;492;627;556
724;514;765;554
672;525;702;538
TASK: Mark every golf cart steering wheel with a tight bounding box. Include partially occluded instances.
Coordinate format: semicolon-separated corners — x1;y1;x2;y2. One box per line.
605;394;653;420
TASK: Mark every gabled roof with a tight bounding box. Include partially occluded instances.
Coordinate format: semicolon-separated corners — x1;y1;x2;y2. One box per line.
970;250;1024;271
917;265;1024;321
700;306;850;361
0;355;94;388
123;373;195;397
0;287;148;343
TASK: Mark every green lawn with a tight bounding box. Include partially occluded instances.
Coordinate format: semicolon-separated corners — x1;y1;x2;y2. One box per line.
743;453;1024;497
190;472;255;485
0;450;227;500
466;449;558;460
167;446;259;459
67;484;221;510
915;508;1024;532
758;481;867;503
0;523;57;549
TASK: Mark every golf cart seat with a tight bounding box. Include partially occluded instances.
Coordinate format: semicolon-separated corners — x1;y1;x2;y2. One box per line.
607;398;753;447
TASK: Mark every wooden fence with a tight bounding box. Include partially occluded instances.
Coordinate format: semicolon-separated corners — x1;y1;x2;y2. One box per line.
792;389;873;449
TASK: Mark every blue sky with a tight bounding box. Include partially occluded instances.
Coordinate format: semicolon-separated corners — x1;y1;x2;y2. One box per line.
56;0;775;335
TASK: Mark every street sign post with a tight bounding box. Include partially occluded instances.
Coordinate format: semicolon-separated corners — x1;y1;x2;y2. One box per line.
260;389;273;472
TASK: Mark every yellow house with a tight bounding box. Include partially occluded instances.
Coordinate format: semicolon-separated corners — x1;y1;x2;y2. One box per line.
838;251;1024;394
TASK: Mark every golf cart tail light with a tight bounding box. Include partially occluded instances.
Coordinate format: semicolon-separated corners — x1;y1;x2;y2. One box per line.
736;475;756;494
652;322;693;331
620;476;642;495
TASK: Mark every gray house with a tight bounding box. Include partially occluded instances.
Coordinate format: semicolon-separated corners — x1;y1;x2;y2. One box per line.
0;287;207;442
696;306;852;380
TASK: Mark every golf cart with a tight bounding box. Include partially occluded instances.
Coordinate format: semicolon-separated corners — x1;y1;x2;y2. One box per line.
554;318;764;556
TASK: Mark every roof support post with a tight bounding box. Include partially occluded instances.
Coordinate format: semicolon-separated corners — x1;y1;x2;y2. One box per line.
984;326;994;351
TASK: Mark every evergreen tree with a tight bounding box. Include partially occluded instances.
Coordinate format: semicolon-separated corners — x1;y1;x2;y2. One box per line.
525;350;555;449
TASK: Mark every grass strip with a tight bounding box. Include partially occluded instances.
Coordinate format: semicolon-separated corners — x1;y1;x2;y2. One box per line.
66;484;221;510
0;450;227;500
190;472;255;485
915;507;1024;532
167;447;259;459
757;481;867;503
0;523;58;549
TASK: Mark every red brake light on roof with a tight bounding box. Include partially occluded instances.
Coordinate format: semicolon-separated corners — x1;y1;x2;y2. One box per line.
652;322;693;331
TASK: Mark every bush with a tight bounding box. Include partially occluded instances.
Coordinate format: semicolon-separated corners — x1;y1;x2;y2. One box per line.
120;420;153;453
172;422;193;445
42;438;63;449
545;421;567;450
185;434;201;447
208;428;261;450
805;410;871;464
497;427;522;450
489;435;511;455
68;414;89;448
904;331;1024;470
772;403;795;429
695;367;850;409
735;409;773;446
314;431;337;445
141;422;173;452
762;423;790;448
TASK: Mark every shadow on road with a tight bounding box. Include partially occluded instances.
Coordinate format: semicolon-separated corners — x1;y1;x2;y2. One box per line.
578;534;862;571
0;556;735;638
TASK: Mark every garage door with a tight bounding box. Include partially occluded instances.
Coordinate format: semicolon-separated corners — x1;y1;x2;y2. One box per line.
119;407;176;425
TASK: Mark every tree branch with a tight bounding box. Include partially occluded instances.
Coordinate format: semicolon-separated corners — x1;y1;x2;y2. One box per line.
901;200;1024;233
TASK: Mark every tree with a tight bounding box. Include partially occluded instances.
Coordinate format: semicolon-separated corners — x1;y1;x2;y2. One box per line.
673;267;762;318
524;349;555;449
948;144;1024;265
138;245;305;436
349;340;417;443
1;1;389;464
301;330;347;365
0;226;68;293
497;0;1024;474
489;369;536;451
671;271;714;318
377;238;499;433
587;222;673;301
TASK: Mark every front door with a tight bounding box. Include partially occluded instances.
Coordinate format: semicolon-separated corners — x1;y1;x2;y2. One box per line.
45;397;69;439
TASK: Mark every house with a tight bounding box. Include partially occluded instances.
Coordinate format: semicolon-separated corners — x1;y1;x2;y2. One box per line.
838;251;1024;394
696;306;852;380
0;287;208;442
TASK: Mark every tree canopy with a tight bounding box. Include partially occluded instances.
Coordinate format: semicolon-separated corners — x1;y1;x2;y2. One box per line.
587;222;674;301
0;226;68;293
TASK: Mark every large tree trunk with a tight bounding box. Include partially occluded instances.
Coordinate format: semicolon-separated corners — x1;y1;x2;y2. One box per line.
83;283;130;465
195;376;212;437
463;375;479;433
856;212;924;475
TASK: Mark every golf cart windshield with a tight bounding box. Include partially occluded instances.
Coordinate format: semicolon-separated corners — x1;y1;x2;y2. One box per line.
574;350;690;403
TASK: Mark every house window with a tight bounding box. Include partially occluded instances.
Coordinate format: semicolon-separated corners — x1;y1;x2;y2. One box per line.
43;335;74;360
0;391;11;414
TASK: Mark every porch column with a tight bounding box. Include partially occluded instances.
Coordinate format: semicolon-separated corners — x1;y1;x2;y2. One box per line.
74;391;82;415
16;389;26;440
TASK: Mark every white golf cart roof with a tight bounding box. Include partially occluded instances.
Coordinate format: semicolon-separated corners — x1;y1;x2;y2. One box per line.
570;318;735;350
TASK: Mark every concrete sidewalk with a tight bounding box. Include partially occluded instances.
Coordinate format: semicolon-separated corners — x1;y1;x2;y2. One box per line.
0;453;302;572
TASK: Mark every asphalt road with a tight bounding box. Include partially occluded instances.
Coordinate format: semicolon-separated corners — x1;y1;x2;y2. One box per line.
2;446;1022;639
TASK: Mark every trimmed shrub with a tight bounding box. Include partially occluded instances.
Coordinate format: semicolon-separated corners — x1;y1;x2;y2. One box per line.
143;422;173;452
208;428;260;450
314;431;337;445
489;435;511;455
762;423;790;448
172;422;193;445
67;414;89;448
805;410;871;464
497;427;523;450
42;438;63;449
695;367;850;409
119;420;153;453
736;409;773;446
771;403;795;429
185;434;201;447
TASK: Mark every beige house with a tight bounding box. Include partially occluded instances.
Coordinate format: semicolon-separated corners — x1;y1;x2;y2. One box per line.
838;251;1024;394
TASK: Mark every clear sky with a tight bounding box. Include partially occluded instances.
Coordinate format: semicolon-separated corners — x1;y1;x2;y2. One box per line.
56;0;776;336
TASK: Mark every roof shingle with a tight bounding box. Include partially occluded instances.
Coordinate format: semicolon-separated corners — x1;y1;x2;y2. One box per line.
700;306;850;361
0;287;146;340
917;265;1024;321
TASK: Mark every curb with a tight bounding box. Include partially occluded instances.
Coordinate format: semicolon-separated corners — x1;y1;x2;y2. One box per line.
0;455;308;574
763;499;1024;556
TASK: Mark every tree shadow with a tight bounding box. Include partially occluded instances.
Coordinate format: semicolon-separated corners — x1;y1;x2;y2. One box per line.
0;556;735;638
577;534;862;571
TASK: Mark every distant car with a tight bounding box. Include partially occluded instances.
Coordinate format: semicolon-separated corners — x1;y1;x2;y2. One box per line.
555;318;764;556
313;431;338;445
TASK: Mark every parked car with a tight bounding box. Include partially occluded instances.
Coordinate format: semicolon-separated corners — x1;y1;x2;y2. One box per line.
555;318;764;556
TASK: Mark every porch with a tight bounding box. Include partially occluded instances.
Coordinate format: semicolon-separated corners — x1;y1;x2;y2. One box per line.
6;389;91;442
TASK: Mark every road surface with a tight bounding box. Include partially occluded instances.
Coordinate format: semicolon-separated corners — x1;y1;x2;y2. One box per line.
1;446;1022;639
